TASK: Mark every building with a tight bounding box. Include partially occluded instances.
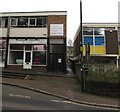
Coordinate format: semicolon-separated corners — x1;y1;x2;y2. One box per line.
0;11;67;72
73;23;120;71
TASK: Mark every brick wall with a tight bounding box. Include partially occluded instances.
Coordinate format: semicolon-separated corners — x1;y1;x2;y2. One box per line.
48;15;67;38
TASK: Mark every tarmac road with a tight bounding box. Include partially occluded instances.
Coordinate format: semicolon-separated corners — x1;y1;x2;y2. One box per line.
1;84;111;111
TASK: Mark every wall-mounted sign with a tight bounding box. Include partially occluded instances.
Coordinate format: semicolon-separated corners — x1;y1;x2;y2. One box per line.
58;58;62;63
50;24;64;36
9;39;47;44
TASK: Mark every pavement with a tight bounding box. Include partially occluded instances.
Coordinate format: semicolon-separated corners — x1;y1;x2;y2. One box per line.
0;68;119;110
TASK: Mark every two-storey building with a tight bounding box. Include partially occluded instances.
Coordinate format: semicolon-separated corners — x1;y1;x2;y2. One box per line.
0;11;67;72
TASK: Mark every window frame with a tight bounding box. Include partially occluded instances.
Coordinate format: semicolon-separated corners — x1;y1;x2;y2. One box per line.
10;18;18;27
83;27;105;46
29;17;37;26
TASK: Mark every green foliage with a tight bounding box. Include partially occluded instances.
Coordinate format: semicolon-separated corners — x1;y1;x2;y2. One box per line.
88;67;119;79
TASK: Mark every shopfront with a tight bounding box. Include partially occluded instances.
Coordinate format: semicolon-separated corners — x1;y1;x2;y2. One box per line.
8;39;47;69
1;11;67;72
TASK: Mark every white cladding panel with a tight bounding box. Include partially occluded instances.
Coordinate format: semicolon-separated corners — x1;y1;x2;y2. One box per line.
10;28;47;37
0;28;7;37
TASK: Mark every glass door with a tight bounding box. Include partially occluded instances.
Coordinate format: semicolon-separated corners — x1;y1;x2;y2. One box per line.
23;51;32;69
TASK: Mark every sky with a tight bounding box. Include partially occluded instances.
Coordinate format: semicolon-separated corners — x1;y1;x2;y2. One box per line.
0;0;120;44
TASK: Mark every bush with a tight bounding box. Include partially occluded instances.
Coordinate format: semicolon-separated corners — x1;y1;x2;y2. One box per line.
87;67;120;83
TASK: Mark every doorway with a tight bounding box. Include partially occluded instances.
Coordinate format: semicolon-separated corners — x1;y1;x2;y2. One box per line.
23;51;32;69
50;54;64;72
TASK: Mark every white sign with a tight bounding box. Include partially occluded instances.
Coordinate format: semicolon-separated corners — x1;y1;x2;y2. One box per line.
50;24;64;36
58;58;62;63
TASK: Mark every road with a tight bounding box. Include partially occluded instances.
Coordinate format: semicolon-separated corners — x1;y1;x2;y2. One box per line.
1;84;116;111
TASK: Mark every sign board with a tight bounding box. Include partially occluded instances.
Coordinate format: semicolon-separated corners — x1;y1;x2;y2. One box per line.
50;24;64;36
9;39;47;44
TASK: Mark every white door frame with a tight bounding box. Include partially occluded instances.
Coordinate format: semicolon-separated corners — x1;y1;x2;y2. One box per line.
23;50;32;69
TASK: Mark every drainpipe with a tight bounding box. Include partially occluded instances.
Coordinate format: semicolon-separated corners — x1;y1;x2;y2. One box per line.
4;16;10;69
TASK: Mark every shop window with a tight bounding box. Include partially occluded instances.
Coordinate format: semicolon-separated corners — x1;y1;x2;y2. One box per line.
18;17;28;27
32;51;46;65
95;36;104;46
33;45;46;51
11;18;18;27
9;51;23;64
10;45;24;50
0;38;6;63
29;18;36;26
83;28;93;35
84;36;93;45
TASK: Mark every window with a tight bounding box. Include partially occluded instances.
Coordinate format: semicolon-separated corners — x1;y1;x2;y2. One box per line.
10;45;24;50
0;18;8;28
9;44;24;65
42;18;47;27
32;44;47;65
9;51;23;64
37;18;42;26
83;27;105;46
94;28;104;35
0;38;6;63
84;36;93;45
11;18;18;26
83;28;93;35
95;36;104;46
33;45;45;51
29;18;36;26
33;51;46;65
36;17;47;27
18;17;28;27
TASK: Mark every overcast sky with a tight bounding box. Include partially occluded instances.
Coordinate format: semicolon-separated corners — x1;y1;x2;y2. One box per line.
0;0;119;43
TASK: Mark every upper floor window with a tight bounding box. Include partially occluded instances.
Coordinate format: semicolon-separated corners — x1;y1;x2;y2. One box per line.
10;16;47;28
0;18;8;28
36;17;47;27
11;18;18;27
29;18;36;26
18;17;28;27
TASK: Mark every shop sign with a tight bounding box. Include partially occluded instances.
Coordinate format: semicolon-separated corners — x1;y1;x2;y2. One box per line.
50;24;64;36
9;39;47;44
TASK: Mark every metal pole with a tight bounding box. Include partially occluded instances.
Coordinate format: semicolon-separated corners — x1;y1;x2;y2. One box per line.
80;0;83;52
80;0;85;91
4;16;10;69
